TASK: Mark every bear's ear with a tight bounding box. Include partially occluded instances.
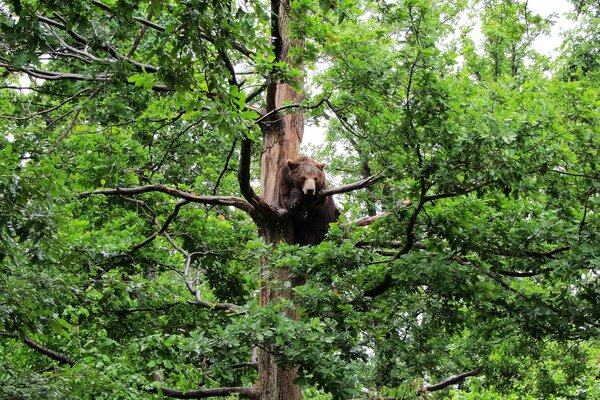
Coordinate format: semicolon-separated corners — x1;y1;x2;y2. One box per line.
287;159;300;170
316;163;325;171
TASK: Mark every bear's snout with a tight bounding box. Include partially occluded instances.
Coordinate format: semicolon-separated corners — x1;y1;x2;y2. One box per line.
303;178;316;196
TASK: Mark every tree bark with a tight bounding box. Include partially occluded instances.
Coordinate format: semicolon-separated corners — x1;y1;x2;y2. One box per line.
257;0;304;399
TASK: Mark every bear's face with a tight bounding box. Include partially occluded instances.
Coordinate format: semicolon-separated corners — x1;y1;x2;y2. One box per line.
287;159;326;196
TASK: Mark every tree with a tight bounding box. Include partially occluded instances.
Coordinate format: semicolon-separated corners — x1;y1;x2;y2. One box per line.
1;0;599;399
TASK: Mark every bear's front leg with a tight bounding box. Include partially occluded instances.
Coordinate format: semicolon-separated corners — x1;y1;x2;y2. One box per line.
288;188;308;220
288;187;303;209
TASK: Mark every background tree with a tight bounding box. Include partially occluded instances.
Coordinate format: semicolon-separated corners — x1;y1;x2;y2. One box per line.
1;0;599;399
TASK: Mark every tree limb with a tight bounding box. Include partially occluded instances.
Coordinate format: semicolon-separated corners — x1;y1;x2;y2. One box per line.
362;180;427;298
162;233;245;314
1;332;257;399
0;333;76;366
37;14;160;73
150;386;259;399
238;139;272;215
418;366;483;394
255;97;327;125
353;212;390;226
318;172;385;198
23;338;77;366
78;185;255;215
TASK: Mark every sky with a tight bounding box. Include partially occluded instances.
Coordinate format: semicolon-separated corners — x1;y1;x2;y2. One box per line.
302;0;576;149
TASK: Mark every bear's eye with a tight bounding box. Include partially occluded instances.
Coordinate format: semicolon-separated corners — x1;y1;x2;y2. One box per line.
302;177;306;181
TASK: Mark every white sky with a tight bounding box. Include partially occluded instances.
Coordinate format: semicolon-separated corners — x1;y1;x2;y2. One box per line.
302;0;576;149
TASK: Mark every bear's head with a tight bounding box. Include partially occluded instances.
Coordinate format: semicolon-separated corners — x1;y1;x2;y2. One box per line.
287;158;326;196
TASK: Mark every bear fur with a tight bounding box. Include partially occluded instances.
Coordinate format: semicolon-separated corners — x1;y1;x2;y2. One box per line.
280;155;340;246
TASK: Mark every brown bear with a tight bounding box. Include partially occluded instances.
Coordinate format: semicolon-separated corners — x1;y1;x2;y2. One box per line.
280;155;340;246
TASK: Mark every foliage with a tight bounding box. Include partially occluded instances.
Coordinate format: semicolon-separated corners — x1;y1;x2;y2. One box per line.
1;0;599;399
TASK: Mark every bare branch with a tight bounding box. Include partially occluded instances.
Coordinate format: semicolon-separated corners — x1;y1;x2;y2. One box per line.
353;212;389;226
0;62;111;82
255;97;327;125
48;108;81;154
318;172;385;198
497;269;548;277
133;16;166;31
212;139;237;196
231;361;259;370
246;83;268;105
418;366;483;394
162;233;245;314
78;185;255;215
128;15;257;59
238;139;271;215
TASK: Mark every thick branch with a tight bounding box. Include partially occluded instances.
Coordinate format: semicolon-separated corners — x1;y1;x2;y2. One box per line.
23;338;76;366
419;366;483;394
238;139;272;215
78;185;255;215
151;386;259;399
318;172;385;198
0;333;75;366
2;335;257;398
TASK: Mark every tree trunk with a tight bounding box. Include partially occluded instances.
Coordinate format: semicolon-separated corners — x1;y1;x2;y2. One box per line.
257;0;304;399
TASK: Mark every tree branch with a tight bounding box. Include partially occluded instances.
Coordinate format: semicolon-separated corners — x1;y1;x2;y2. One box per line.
418;366;483;394
255;97;327;125
1;332;257;399
318;172;385;198
128;14;257;59
162;232;245;314
0;62;111;82
0;88;89;120
238;139;271;215
23;338;76;366
150;386;259;399
78;185;255;215
0;333;76;366
353;212;390;226
129;200;191;253
363;181;428;298
37;14;160;73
